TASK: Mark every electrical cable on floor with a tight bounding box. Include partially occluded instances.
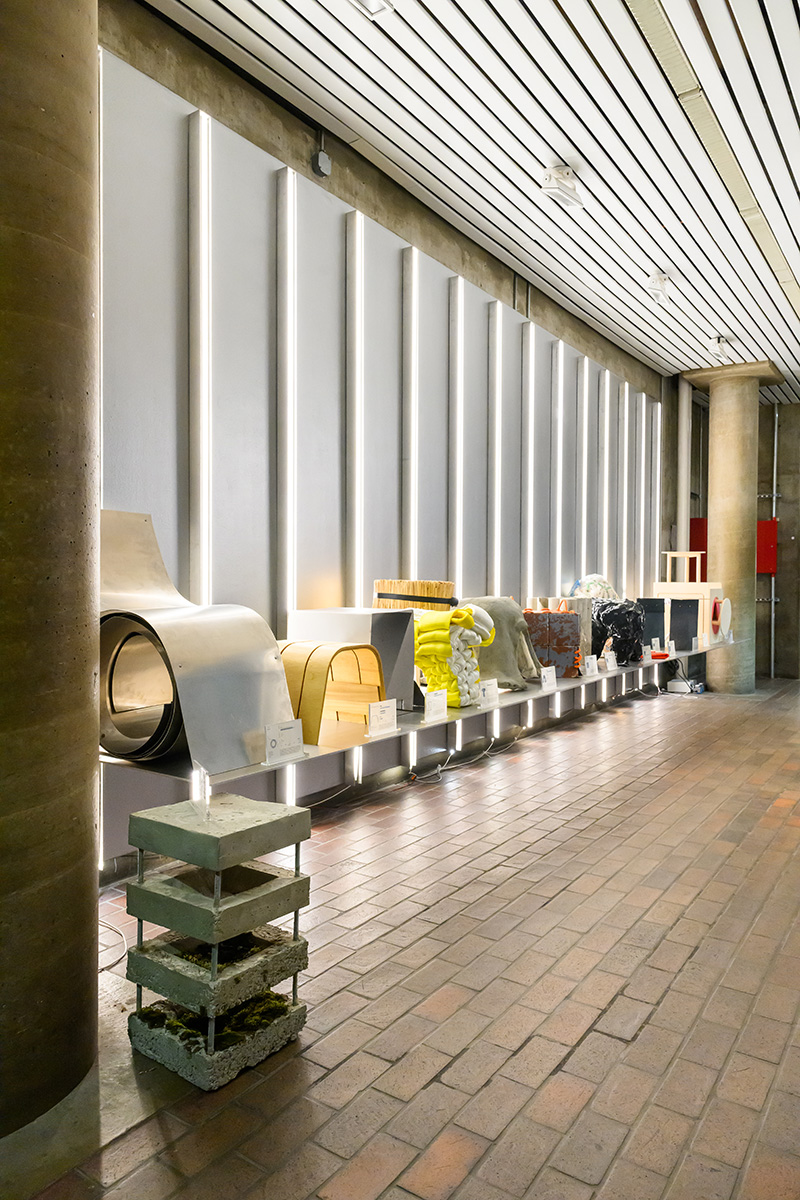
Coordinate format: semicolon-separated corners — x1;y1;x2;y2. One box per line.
487;734;522;757
98;918;128;972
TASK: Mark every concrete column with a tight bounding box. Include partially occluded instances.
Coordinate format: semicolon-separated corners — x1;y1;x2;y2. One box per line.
683;361;784;693
0;0;99;1135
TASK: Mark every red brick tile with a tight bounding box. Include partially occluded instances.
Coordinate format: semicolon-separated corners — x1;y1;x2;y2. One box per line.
373;1045;451;1101
411;984;474;1022
399;1127;489;1200
29;1175;104;1200
317;1133;416;1200
82;1114;190;1185
168;1153;262;1200
717;1052;776;1109
477;1117;560;1195
524;1072;595;1132
623;1105;693;1175
387;1082;470;1148
242;1143;342;1200
103;1159;184;1200
239;1097;332;1170
738;1144;800;1200
160;1104;261;1177
454;1076;532;1140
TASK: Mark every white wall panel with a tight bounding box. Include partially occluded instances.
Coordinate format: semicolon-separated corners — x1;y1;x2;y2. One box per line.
294;177;350;611
414;254;452;581
209;121;281;621
555;343;581;595
361;220;406;599
498;307;525;598
101;52;194;590
460;283;491;596
529;326;555;599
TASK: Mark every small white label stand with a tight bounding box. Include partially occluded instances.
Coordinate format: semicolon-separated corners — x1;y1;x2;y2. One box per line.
651;637;661;652
668;640;676;655
584;655;598;676
368;698;399;738
605;650;618;671
263;718;305;766
424;688;448;724
479;678;499;708
540;666;557;692
643;647;653;662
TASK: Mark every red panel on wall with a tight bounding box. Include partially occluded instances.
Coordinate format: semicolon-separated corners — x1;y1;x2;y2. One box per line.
757;518;778;575
689;518;707;581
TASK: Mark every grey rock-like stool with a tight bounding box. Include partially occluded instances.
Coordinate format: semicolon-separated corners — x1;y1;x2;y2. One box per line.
126;794;310;1089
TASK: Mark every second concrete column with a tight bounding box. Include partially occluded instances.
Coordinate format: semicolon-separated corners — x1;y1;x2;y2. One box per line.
683;361;783;693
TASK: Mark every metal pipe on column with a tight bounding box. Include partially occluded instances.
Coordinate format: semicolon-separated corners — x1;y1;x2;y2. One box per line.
677;377;692;580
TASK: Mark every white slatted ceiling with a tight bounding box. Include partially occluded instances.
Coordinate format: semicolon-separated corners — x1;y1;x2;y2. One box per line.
146;0;800;401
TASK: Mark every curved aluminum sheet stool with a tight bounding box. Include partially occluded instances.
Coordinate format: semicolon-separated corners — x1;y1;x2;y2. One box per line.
100;511;293;775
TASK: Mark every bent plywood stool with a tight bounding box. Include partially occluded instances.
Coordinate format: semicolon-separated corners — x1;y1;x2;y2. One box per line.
278;641;386;746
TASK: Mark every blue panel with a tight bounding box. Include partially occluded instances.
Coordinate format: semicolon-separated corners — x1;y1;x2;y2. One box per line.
363;220;406;595
294;178;350;609
461;282;490;595
209;121;282;622
101;52;194;590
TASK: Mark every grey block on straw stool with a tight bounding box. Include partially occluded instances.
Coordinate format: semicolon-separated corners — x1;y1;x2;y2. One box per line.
127;926;308;1016
126;861;310;942
128;1002;307;1090
129;795;310;868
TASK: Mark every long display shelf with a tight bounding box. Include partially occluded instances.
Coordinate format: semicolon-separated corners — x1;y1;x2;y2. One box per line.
100;640;734;786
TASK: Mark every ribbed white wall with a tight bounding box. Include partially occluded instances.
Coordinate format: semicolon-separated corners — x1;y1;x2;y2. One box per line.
102;52;662;634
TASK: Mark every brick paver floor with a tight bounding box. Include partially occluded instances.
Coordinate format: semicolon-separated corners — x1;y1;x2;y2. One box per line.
35;683;800;1199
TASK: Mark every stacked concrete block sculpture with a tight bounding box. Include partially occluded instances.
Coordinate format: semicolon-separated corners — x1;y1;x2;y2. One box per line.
126;793;311;1089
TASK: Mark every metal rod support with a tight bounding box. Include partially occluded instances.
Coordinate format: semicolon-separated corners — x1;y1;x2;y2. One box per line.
210;943;219;981
208;1016;216;1054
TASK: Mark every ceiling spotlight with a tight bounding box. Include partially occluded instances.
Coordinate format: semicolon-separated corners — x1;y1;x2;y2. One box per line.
646;272;670;305
708;336;730;361
349;0;395;17
541;166;584;210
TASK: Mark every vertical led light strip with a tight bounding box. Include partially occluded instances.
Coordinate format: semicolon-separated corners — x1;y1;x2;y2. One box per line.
403;248;420;578
347;212;366;607
621;383;630;598
98;49;105;871
553;341;565;597
188;109;213;606
408;731;417;770
638;392;647;599
285;763;297;806
602;371;611;579
653;401;663;588
278;168;298;624
523;323;535;602
449;276;465;596
490;303;503;595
